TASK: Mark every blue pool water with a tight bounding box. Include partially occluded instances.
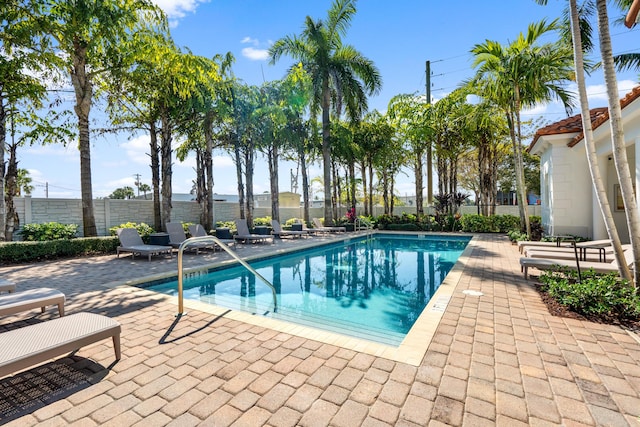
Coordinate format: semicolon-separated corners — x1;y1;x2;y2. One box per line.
141;234;470;346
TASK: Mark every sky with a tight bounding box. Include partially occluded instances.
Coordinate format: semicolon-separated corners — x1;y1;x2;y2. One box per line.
19;0;640;199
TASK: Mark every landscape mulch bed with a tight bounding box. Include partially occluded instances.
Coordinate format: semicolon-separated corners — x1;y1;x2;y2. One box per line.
534;282;640;333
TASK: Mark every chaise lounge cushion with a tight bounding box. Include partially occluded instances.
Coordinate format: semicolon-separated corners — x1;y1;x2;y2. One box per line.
0;288;65;317
0;312;121;378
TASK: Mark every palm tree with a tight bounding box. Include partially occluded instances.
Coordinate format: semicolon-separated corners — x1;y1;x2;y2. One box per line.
533;0;636;283
269;0;381;225
595;0;640;285
387;94;433;217
470;19;575;237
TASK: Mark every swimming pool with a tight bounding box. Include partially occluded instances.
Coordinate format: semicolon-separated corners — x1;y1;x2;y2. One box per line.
139;233;470;347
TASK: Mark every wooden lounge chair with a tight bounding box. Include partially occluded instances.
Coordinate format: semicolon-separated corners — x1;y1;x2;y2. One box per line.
0;288;65;317
520;248;633;279
312;218;346;233
234;219;272;244
270;220;305;239
116;228;173;262
0;279;15;294
0;312;121;378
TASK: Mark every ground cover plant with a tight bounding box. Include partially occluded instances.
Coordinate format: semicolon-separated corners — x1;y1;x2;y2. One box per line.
536;267;640;330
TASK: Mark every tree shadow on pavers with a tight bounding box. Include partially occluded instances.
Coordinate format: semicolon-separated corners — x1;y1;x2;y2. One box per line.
159;311;231;344
0;356;109;424
63;287;173;319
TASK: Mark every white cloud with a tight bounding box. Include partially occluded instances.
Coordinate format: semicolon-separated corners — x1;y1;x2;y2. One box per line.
151;0;208;19
120;135;150;166
242;47;270;61
241;37;259;46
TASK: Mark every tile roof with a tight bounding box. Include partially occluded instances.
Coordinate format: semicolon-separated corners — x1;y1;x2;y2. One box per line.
527;85;640;152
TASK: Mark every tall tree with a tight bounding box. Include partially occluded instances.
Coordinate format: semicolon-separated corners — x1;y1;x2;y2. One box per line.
0;1;57;240
536;0;631;281
470;19;575;237
38;0;165;236
387;94;434;217
595;0;640;285
270;0;381;225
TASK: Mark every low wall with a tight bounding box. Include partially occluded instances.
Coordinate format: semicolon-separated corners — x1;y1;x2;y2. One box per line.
10;197;541;238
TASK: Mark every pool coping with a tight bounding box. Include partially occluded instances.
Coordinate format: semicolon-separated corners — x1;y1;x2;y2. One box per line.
104;231;477;367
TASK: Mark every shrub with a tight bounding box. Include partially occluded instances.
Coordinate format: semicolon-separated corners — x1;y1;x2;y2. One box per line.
0;237;119;264
508;229;528;242
19;222;79;241
459;215;495;233
539;268;640;321
252;216;272;226
284;218;302;228
108;222;155;241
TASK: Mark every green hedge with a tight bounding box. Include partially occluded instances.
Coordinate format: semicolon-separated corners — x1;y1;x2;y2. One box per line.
0;237;119;264
458;214;521;233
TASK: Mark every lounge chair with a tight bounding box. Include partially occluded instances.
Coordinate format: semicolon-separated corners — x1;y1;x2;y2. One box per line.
517;239;611;254
523;243;625;263
0;279;15;294
312;218;346;233
0;288;65;317
271;220;305;239
234;219;272;244
116;228;173;262
520;248;633;279
0;312;120;378
189;224;235;250
166;222;213;254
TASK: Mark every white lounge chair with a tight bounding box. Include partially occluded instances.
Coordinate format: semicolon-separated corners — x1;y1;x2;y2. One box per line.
271;220;305;239
0;279;15;294
0;288;65;317
312;218;346;233
523;244;624;263
520;248;633;279
234;219;272;244
0;312;121;378
517;239;611;254
116;228;173;262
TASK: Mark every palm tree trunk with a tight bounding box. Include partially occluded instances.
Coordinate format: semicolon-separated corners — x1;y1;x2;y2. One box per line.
415;153;424;216
0;100;6;241
203;112;214;230
568;0;629;280
299;142;310;224
507;107;531;235
360;161;368;216
269;145;280;222
427;143;433;205
368;159;374;215
234;133;245;221
597;0;640;285
244;146;254;227
160;110;173;231
5;142;18;241
71;41;97;237
322;80;334;226
149;121;162;231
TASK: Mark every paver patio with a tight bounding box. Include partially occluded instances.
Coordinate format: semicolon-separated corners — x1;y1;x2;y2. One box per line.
0;233;639;426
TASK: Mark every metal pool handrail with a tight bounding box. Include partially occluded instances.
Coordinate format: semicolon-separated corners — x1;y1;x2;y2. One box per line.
176;236;278;315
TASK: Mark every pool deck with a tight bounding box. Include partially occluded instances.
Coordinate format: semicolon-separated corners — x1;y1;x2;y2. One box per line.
1;233;639;426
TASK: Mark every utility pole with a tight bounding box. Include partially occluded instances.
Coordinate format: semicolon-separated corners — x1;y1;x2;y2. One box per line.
425;60;433;205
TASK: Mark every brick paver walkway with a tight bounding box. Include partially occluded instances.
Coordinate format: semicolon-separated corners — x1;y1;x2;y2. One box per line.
1;234;639;426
